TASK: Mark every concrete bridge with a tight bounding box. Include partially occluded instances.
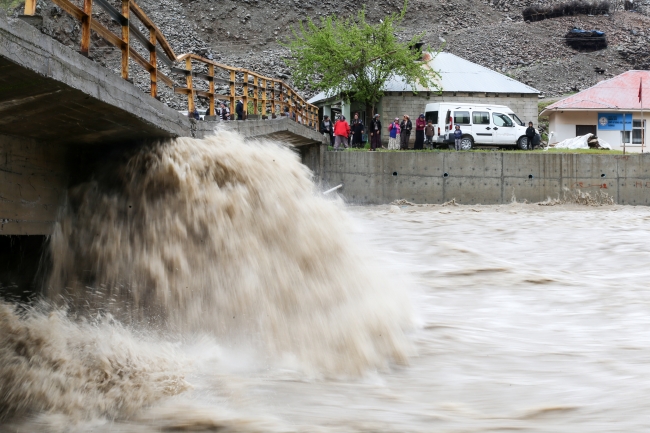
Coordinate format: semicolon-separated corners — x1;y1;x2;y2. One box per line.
0;13;322;236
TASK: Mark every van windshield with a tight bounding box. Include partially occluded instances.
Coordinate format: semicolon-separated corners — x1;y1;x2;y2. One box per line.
509;113;524;126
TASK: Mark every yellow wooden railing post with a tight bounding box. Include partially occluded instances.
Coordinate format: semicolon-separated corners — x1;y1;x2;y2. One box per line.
149;28;157;98
242;71;248;118
260;78;267;116
80;0;92;56
251;75;258;115
185;57;194;113
23;0;36;15
229;69;236;116
208;64;215;116
121;0;129;80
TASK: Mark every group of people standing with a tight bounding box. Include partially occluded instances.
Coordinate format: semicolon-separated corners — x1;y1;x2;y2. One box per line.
385;114;436;150
322;112;437;151
321;113;369;150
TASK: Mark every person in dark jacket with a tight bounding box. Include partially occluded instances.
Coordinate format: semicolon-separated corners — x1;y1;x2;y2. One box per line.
236;99;244;120
350;113;365;148
321;115;334;146
414;113;426;150
370;114;382;151
425;120;435;149
525;121;536;150
399;115;412;150
220;102;230;121
454;124;463;151
190;107;200;121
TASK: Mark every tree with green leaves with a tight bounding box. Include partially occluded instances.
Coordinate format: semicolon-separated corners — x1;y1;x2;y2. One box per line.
283;1;440;115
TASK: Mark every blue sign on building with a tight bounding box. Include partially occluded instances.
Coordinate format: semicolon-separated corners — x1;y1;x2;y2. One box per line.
597;113;633;131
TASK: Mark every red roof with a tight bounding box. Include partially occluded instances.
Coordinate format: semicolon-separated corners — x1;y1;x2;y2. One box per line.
541;71;650;114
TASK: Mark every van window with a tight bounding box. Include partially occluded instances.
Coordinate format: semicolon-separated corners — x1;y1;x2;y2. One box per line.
454;111;470;125
425;111;438;124
445;110;451;125
509;113;524;126
492;113;514;127
473;112;490;125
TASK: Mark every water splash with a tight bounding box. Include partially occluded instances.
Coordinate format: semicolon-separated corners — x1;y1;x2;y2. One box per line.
45;132;411;374
0;301;189;423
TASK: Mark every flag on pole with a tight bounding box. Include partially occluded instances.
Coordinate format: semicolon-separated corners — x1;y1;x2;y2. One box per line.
639;78;643;103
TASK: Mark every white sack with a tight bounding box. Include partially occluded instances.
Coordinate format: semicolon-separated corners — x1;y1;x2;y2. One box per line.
550;133;611;150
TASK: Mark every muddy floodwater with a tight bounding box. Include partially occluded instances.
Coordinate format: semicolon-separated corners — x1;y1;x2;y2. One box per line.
2;135;650;432
341;203;650;432
206;203;650;433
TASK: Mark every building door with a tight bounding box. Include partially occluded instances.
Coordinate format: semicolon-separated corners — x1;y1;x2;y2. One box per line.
576;125;597;137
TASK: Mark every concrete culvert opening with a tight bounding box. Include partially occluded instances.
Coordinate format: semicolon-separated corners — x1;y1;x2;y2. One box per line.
393;172;398;176
443;173;449;178
529;174;534;179
601;174;606;178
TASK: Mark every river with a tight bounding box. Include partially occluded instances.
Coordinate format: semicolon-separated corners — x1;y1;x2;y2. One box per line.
2;135;649;432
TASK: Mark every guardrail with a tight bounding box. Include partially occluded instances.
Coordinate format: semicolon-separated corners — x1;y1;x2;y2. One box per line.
22;0;319;129
172;54;318;127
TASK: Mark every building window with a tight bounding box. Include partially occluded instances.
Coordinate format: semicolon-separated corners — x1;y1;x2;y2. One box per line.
621;120;645;144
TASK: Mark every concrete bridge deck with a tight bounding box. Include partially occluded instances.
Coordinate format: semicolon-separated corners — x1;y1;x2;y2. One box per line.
0;13;323;236
0;13;189;144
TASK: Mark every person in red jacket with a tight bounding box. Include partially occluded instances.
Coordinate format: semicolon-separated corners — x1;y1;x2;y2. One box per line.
333;115;351;150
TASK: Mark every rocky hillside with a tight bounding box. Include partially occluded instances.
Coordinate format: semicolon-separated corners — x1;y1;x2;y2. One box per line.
8;0;650;110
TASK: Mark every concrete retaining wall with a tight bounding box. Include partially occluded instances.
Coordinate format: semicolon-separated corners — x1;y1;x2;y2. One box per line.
309;149;650;205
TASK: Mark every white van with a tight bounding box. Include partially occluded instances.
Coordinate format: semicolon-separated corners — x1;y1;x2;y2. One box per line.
425;103;531;150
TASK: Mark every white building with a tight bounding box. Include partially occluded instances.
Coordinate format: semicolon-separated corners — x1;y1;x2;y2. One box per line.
308;52;539;146
540;70;650;152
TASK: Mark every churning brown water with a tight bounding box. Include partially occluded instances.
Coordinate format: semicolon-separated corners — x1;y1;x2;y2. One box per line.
2;132;650;432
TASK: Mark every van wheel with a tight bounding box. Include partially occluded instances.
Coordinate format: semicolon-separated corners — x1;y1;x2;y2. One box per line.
517;136;529;150
461;136;474;150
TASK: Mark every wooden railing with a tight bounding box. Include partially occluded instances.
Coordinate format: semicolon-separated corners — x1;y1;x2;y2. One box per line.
173;54;318;127
22;0;319;129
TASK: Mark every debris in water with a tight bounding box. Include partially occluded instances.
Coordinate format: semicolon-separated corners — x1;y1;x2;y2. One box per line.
538;188;614;206
391;199;415;206
442;198;458;206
